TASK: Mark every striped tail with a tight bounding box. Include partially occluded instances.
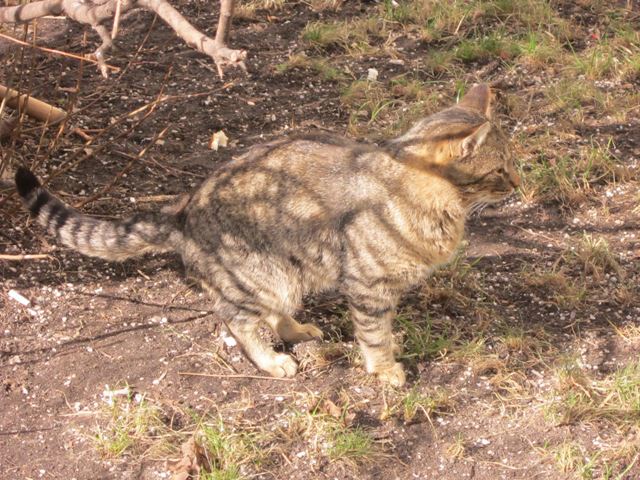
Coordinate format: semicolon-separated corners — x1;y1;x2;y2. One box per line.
15;167;181;261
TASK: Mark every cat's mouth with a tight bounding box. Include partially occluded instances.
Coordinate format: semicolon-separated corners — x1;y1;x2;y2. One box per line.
469;188;516;212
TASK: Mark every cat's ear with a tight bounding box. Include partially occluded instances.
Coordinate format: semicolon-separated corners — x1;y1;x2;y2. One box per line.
458;84;492;118
460;122;492;157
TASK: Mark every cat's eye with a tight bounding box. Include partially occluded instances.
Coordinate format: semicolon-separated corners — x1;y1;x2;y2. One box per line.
496;167;506;176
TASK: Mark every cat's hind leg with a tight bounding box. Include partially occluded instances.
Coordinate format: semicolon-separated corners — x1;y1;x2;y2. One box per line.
226;311;298;378
264;314;323;343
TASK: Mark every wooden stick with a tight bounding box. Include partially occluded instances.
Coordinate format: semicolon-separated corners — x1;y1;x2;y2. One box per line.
0;84;66;123
0;253;53;261
0;32;120;72
178;371;296;382
111;0;122;39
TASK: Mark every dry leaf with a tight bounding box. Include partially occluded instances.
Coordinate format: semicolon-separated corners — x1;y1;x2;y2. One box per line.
209;130;228;151
320;399;342;419
168;436;208;480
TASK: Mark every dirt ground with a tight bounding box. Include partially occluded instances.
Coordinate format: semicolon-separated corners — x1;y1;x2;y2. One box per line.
1;1;640;479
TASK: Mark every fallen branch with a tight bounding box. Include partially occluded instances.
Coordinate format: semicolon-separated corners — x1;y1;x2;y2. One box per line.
178;371;296;382
0;84;67;123
0;31;120;72
0;253;53;261
0;0;246;78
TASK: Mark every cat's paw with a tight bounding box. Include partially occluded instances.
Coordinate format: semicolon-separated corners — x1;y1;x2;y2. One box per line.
263;353;298;378
300;323;324;341
376;362;406;387
282;323;324;343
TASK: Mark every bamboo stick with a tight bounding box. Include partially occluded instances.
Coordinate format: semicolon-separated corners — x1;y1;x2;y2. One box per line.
0;84;66;123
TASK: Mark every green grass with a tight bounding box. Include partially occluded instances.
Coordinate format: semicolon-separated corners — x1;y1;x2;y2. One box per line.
396;313;455;365
234;0;286;19
281;394;379;466
339;76;443;137
520;137;627;206
301;17;388;55
387;386;455;423
543;358;640;478
94;392;167;458
516;31;565;67
520;266;587;308
546;359;640;427
276;54;347;81
197;419;260;479
380;0;566;39
569;29;640;81
571;233;624;280
456;32;522;62
328;427;375;461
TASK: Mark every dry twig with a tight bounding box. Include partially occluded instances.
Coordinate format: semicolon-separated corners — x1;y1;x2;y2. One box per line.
0;0;246;78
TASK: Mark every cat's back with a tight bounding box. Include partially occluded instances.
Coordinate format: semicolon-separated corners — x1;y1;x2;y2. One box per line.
188;132;401;219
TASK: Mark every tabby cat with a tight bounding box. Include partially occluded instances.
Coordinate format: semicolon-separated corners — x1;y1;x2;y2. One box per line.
15;84;519;386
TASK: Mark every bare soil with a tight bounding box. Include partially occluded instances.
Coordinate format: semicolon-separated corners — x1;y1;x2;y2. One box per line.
1;1;639;479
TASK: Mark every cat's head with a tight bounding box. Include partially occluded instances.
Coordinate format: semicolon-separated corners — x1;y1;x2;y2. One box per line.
389;84;520;206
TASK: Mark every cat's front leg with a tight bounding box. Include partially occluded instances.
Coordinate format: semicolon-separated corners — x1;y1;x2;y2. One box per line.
349;300;406;387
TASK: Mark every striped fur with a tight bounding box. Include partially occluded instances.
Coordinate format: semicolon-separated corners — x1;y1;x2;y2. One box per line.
14;167;181;261
15;84;518;386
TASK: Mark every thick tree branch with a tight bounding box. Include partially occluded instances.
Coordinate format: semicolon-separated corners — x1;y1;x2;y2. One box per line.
0;0;246;79
215;0;233;46
0;0;63;22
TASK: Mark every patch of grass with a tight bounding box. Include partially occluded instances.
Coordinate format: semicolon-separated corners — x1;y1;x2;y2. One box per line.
381;385;455;424
340;75;444;137
305;0;344;11
422;252;489;308
552;441;593;478
234;0;286;19
197;418;262;479
401;386;454;423
341;79;399;136
520;153;584;205
380;0;566;41
396;313;456;365
275;54;347;81
495;325;554;369
301;17;388;55
569;30;640;81
94;392;167;458
520;137;627;206
548;439;640;479
611;322;640;346
569;233;624;280
328;427;375;461
544;78;611;118
455;32;522;63
422;49;459;75
546;358;640;427
517;31;565;68
445;434;467;460
281;394;379;466
520;266;587;308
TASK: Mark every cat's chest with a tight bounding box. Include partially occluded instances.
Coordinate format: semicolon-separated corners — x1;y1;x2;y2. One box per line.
416;213;465;263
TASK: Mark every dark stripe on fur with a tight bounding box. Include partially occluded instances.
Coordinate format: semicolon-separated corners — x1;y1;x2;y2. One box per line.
358;337;387;348
31;191;51;217
15;167;179;261
350;302;393;318
51;203;71;232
